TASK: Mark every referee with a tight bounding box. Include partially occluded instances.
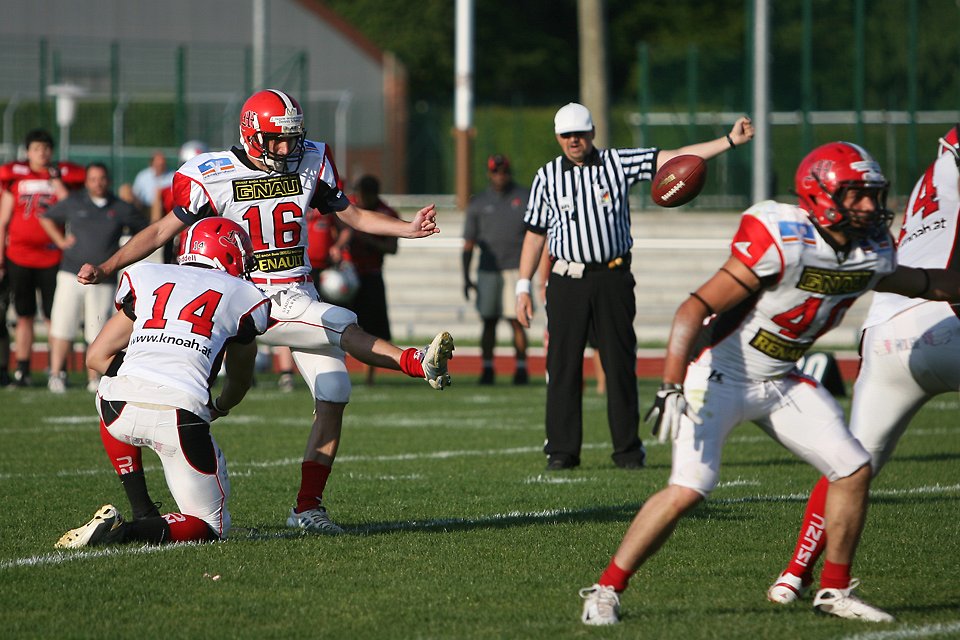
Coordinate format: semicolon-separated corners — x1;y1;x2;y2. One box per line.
517;102;753;471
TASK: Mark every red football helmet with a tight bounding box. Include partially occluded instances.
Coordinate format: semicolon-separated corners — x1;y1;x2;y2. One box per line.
178;218;257;278
795;142;892;235
238;89;306;173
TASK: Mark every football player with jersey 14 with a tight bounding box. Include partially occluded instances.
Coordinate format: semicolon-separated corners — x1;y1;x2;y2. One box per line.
57;218;270;548
767;126;960;606
579;141;960;626
77;89;454;535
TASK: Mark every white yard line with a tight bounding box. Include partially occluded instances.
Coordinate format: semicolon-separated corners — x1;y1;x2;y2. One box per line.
839;622;960;640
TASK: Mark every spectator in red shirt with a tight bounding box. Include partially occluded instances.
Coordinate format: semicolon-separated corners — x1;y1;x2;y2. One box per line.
340;175;399;385
0;129;84;386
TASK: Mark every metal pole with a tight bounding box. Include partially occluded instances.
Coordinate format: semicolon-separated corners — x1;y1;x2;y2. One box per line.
335;91;351;182
854;0;865;144
801;0;813;153
907;0;918;180
751;0;770;203
578;0;609;147
253;0;268;90
686;44;698;144
454;0;474;210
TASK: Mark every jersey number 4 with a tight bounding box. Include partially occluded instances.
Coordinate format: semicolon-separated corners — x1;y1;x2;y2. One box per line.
771;296;855;340
143;283;223;338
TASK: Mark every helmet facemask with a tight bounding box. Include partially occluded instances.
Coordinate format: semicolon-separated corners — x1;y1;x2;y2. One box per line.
807;178;894;239
238;90;307;174
795;142;893;240
246;130;305;174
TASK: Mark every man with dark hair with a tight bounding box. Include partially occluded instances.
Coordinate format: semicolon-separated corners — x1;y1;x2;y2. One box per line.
0;129;84;386
340;174;400;385
462;154;530;384
40;162;146;392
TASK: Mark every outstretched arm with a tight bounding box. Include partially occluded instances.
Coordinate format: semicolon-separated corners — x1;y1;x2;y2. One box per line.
875;265;960;302
77;212;186;284
657;116;755;170
335;202;439;239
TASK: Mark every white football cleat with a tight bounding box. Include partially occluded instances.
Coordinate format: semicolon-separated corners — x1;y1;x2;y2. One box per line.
813;579;894;622
579;584;620;625
56;505;124;549
767;571;810;604
418;331;454;390
286;504;344;535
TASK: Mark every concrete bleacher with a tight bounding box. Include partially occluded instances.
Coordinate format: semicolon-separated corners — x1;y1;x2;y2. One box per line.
384;199;869;351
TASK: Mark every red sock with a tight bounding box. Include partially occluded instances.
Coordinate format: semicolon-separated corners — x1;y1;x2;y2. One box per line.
820;560;852;590
164;513;216;542
598;557;634;592
296;461;332;512
399;347;424;378
784;476;829;581
99;421;143;476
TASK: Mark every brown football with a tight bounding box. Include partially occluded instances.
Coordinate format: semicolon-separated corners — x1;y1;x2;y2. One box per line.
650;154;707;208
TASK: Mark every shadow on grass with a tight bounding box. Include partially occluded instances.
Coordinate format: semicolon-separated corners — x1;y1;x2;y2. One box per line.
236;498;768;540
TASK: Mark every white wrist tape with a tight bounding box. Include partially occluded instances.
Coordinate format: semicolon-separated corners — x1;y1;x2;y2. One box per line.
515;278;532;296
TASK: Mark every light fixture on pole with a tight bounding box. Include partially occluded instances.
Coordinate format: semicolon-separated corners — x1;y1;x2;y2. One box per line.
46;84;86;160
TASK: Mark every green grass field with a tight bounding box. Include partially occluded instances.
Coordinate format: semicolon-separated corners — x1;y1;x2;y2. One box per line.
2;373;958;639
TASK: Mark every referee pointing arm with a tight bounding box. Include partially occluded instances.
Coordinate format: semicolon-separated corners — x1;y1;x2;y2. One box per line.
516;102;753;471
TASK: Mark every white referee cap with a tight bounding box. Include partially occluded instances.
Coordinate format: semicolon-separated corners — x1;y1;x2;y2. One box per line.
554;102;594;135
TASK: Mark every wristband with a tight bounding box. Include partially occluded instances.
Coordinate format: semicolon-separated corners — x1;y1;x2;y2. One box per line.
212;397;229;415
726;134;736;149
515;278;532;296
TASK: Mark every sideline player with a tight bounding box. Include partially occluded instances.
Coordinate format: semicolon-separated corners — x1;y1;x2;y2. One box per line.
77;89;454;534
767;126;960;603
0;129;85;386
56;218;270;547
578;141;960;625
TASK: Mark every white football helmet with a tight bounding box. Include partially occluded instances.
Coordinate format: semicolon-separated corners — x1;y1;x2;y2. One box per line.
179;140;209;163
318;262;360;304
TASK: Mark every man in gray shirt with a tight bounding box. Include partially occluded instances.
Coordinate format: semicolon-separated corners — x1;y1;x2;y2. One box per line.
462;154;530;384
40;162;147;392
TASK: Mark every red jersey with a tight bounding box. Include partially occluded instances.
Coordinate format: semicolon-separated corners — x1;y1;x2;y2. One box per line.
344;195;399;274
0;160;84;268
306;209;336;270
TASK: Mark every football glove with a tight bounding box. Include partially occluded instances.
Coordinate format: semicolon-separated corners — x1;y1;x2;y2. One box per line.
644;383;700;443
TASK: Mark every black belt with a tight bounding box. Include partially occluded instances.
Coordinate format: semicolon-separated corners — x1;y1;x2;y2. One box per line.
584;254;631;272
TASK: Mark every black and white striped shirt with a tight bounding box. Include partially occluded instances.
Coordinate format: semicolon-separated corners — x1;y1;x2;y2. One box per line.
524;147;657;263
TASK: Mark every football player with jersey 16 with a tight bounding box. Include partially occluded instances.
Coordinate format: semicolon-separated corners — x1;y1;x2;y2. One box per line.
77;89;455;536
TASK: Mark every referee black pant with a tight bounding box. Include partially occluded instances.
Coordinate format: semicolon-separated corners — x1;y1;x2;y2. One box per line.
544;263;644;467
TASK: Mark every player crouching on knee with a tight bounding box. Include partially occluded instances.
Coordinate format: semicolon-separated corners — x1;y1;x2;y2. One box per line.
56;219;271;548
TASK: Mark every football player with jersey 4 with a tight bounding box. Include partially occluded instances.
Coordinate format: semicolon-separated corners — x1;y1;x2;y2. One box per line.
767;126;960;607
578;141;960;625
57;218;271;547
77;89;454;535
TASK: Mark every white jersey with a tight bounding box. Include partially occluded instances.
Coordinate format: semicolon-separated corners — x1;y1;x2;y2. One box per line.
99;262;271;419
864;138;960;328
170;141;350;281
693;201;897;380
